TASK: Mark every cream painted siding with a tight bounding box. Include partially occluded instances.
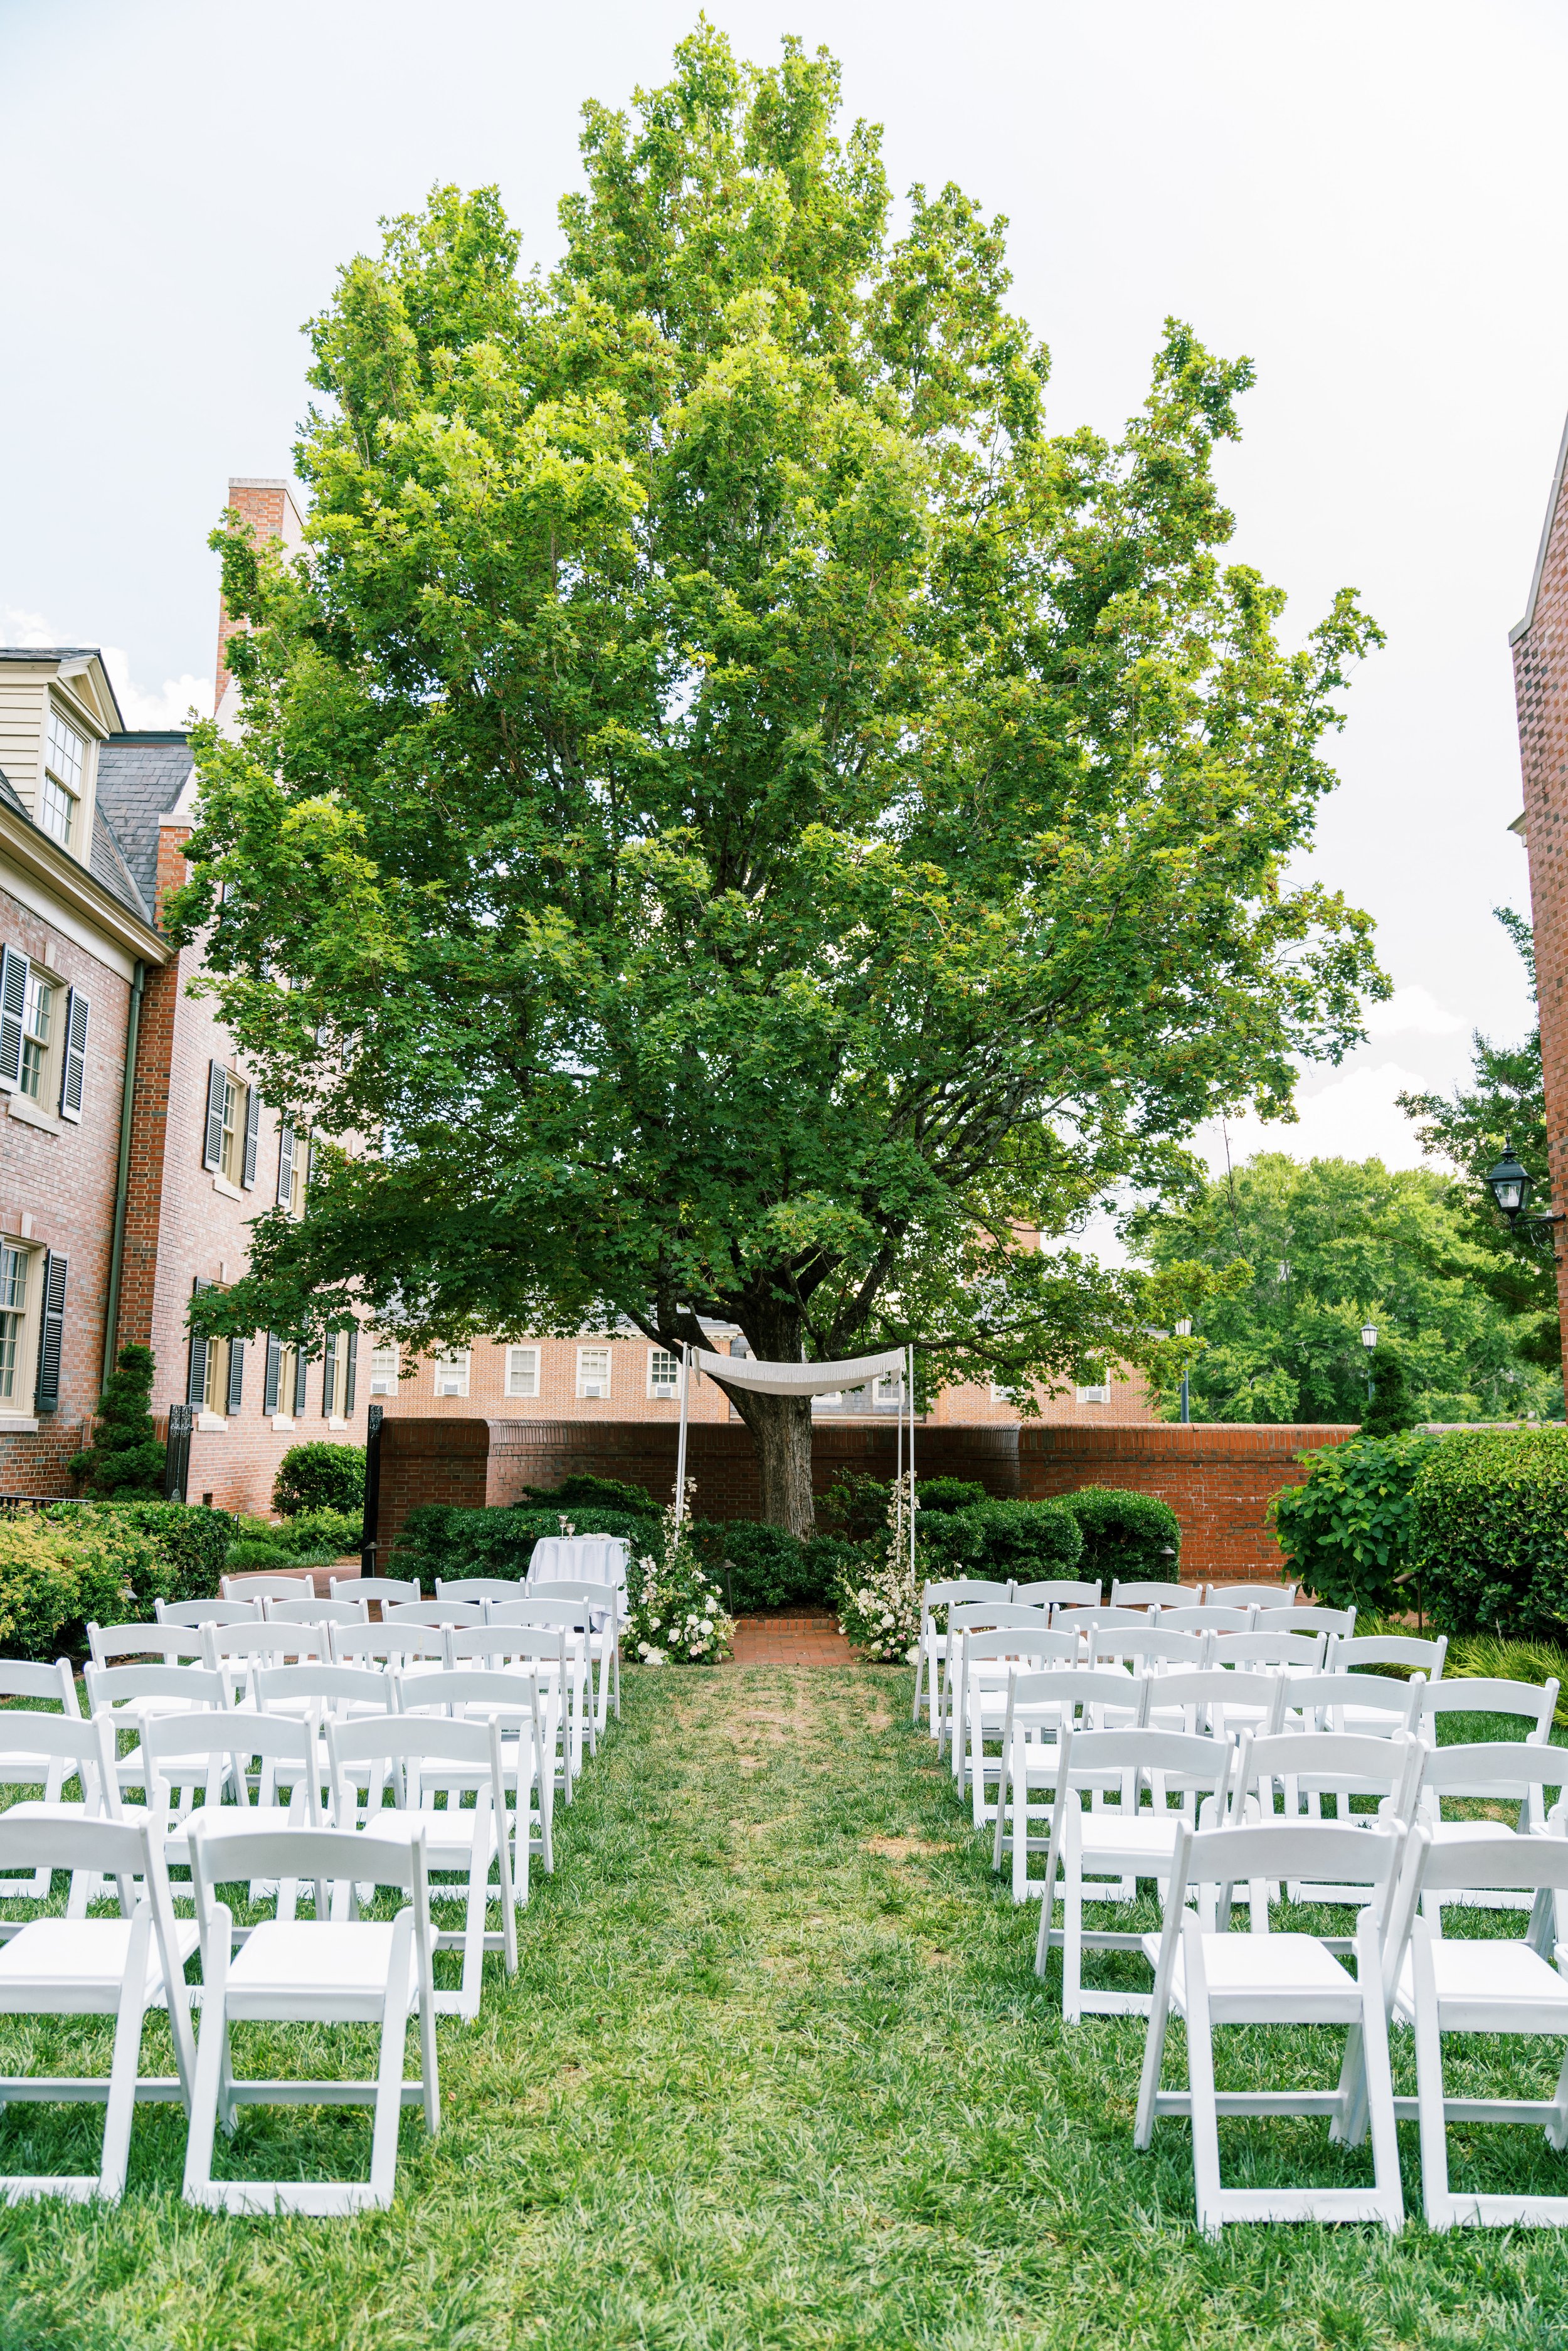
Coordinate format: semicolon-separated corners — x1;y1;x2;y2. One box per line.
0;664;107;864
0;674;46;811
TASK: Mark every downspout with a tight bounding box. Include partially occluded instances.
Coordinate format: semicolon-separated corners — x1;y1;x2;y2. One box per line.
101;957;146;1388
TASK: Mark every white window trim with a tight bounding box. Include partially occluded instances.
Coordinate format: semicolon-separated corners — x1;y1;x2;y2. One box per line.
506;1344;540;1399
1075;1383;1111;1405
368;1344;401;1398
433;1349;471;1399
0;1238;41;1414
647;1347;681;1399
576;1344;612;1399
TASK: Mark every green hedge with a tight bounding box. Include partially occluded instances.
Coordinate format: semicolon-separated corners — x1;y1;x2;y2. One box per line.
393;1503;661;1584
0;1499;233;1659
1270;1431;1443;1615
1412;1428;1568;1640
41;1500;231;1610
1059;1487;1182;1583
916;1497;1084;1581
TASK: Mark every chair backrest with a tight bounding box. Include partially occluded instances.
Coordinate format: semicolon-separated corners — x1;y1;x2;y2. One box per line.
254;1662;397;1718
329;1574;421;1608
1421;1676;1557;1739
84;1661;229;1714
1088;1627;1209;1671
324;1709;506;1816
920;1578;1011;1616
328;1622;450;1670
137;1704;320;1812
1108;1580;1201;1609
0;1657;78;1714
87;1620;206;1670
1142;1666;1288;1740
434;1578;526;1604
1286;1670;1424;1734
154;1598;260;1628
1336;1633;1447;1682
382;1599;485;1628
1056;1722;1235;1805
946;1601;1046;1633
395;1665;541;1721
186;1817;431;1973
1216;1582;1297;1610
1052;1606;1155;1632
0;1708;118;1810
1212;1628;1327;1672
1419;1737;1568;1806
1234;1727;1421;1820
961;1627;1079;1669
264;1596;366;1626
1380;1824;1568;1997
526;1580;622;1617
489;1597;593;1630
1005;1665;1147;1727
219;1572;315;1603
1177;1816;1404;1913
442;1625;569;1675
206;1621;329;1664
1289;1605;1357;1638
1163;1605;1256;1635
1012;1579;1101;1608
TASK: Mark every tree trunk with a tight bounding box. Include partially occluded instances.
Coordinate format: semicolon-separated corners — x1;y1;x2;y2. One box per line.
741;1388;817;1537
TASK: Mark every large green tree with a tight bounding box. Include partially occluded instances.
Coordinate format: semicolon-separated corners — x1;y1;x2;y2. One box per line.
1129;1152;1563;1425
177;26;1384;1530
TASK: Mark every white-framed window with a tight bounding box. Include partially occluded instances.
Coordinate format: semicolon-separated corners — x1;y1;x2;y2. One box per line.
874;1372;903;1409
368;1344;400;1396
41;709;83;847
506;1345;539;1398
18;969;53;1102
990;1382;1015;1404
217;1071;246;1184
1076;1381;1110;1405
201;1335;230;1415
433;1349;470;1398
648;1347;681;1399
576;1345;611;1398
0;1244;28;1401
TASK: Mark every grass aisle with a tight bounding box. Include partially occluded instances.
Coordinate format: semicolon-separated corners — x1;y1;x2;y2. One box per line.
3;1666;1568;2348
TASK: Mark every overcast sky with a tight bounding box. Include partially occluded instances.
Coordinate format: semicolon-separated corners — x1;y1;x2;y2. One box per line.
3;0;1564;1187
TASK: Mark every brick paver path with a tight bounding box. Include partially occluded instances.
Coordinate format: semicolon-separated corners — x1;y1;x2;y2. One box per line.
728;1611;854;1665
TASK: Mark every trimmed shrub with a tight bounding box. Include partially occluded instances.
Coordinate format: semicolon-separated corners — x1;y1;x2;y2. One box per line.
916;1497;1084;1581
916;1478;988;1514
273;1443;366;1519
0;1515;146;1659
66;1344;164;1498
1412;1428;1568;1640
1059;1487;1182;1583
1361;1349;1421;1438
253;1508;362;1558
688;1522;855;1611
521;1474;657;1514
223;1538;337;1574
40;1499;231;1610
1269;1431;1439;1615
392;1502;660;1583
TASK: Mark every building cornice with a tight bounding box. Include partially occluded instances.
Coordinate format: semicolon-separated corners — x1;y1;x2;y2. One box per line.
0;801;166;965
1511;405;1568;647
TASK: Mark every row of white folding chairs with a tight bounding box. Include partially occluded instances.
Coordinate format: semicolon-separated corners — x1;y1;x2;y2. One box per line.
987;1720;1568;2235
0;1706;514;2212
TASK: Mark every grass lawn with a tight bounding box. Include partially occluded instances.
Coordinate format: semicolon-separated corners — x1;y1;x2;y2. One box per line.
2;1664;1568;2347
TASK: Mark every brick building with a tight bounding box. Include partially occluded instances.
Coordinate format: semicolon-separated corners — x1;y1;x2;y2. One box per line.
1512;407;1568;1373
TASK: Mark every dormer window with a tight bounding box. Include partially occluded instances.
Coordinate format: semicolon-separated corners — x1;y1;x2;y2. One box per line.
41;709;82;847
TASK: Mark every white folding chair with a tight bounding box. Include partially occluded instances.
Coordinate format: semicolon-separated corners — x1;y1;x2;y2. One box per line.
527;1580;624;1724
437;1635;564;1854
911;1579;1011;1736
0;1813;196;2204
490;1601;595;1776
941;1603;1053;1771
205;1619;329;1709
1290;1605;1357;1641
1034;1724;1235;2020
183;1818;438;2214
1381;1828;1568;2229
0;1662;83;1896
324;1715;517;2016
1212;1628;1328;1678
1414;1739;1568;1927
88;1621;207;1674
219;1573;315;1605
990;1667;1147;1901
1281;1670;1424;1741
0;1712;124;1918
395;1664;550;1887
1110;1580;1203;1610
1142;1666;1288;1746
1134;1818;1407;2234
434;1578;525;1606
134;1708;322;1876
329;1621;452;1680
1012;1579;1100;1610
264;1595;367;1627
1421;1674;1557;1753
1165;1606;1256;1636
1334;1633;1447;1683
956;1626;1079;1826
1214;1582;1298;1611
1231;1727;1424;1923
84;1662;231;1797
154;1600;260;1628
329;1576;421;1616
1087;1625;1210;1677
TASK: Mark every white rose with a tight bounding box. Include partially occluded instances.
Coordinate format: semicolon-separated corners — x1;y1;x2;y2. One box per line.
649;1618;662;1632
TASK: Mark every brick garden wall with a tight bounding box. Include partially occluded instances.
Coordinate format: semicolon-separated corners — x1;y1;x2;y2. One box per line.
373;1415;1356;1581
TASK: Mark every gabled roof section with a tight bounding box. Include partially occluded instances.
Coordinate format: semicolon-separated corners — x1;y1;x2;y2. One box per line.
1512;406;1568;647
95;733;193;916
88;803;151;925
0;647;125;733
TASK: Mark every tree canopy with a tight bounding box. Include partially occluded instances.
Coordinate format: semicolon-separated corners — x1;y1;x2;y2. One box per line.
175;24;1385;1526
1129;1152;1564;1425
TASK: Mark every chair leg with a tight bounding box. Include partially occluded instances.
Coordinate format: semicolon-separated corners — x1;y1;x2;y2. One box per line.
369;1909;416;2207
1355;1908;1404;2231
1061;1815;1084;2024
1545;2039;1568;2153
1411;1919;1454;2230
98;1905;154;2201
1182;1918;1224;2237
991;1744;1010;1876
182;1920;231;2206
910;1640;924;1729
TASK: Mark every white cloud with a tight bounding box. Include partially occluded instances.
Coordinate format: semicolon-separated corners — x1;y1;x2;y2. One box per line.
1197;1060;1437;1175
1;607;58;648
100;647;213;730
1362;985;1470;1039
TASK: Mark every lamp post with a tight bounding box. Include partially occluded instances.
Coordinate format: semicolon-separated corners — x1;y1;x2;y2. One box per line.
1175;1318;1192;1425
1484;1139;1564;1256
1360;1322;1377;1409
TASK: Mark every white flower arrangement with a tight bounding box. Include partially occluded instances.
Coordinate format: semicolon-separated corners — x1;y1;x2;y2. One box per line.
621;1480;736;1665
834;1471;921;1662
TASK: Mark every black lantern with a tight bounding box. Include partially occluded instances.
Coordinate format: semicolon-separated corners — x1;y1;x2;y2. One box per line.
1484;1138;1563;1253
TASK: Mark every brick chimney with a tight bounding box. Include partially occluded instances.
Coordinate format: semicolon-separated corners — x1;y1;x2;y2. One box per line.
214;477;307;719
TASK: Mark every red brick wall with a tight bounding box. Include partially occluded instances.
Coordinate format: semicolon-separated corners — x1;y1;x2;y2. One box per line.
1514;422;1568;1382
371;1415;1355;1580
0;880;138;1492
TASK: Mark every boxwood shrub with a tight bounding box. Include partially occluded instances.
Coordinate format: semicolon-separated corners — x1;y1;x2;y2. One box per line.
1411;1428;1568;1640
393;1502;662;1583
41;1499;231;1609
916;1497;1084;1581
1059;1487;1182;1583
1270;1431;1443;1615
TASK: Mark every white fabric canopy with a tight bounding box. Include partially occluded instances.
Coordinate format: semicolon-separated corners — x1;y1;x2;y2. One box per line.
691;1346;905;1398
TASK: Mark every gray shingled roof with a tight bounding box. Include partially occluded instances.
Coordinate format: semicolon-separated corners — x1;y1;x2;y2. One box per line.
95;734;192;918
0;757;158;928
0;769;25;819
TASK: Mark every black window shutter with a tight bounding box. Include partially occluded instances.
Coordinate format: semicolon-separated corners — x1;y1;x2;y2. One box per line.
241;1085;260;1188
344;1325;358;1418
305;1135;316;1196
58;988;88;1122
293;1344;308;1417
187;1276;212;1409
263;1330;281;1414
33;1251;66;1414
202;1061;226;1170
322;1329;337;1417
0;946;29;1092
277;1122;295;1207
226;1337;245;1415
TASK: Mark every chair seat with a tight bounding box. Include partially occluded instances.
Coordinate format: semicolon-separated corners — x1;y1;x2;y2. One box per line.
174;1806;308;1862
0;1913;198;2000
228;1919;402;2007
1394;1936;1568;2027
356;1813;499;1867
1142;1928;1356;2010
1079;1815;1184;1864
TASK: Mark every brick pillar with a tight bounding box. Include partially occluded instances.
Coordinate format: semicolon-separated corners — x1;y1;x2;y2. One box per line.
1511;411;1568;1385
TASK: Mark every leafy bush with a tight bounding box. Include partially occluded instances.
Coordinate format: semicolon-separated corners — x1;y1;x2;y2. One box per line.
1269;1431;1440;1614
273;1442;366;1518
1412;1428;1568;1640
1059;1487;1182;1583
265;1509;361;1558
40;1499;231;1610
224;1539;336;1574
0;1515;146;1658
392;1501;659;1582
689;1520;849;1611
915;1497;1084;1581
819;1472;988;1544
66;1344;164;1497
916;1478;988;1514
521;1473;657;1514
